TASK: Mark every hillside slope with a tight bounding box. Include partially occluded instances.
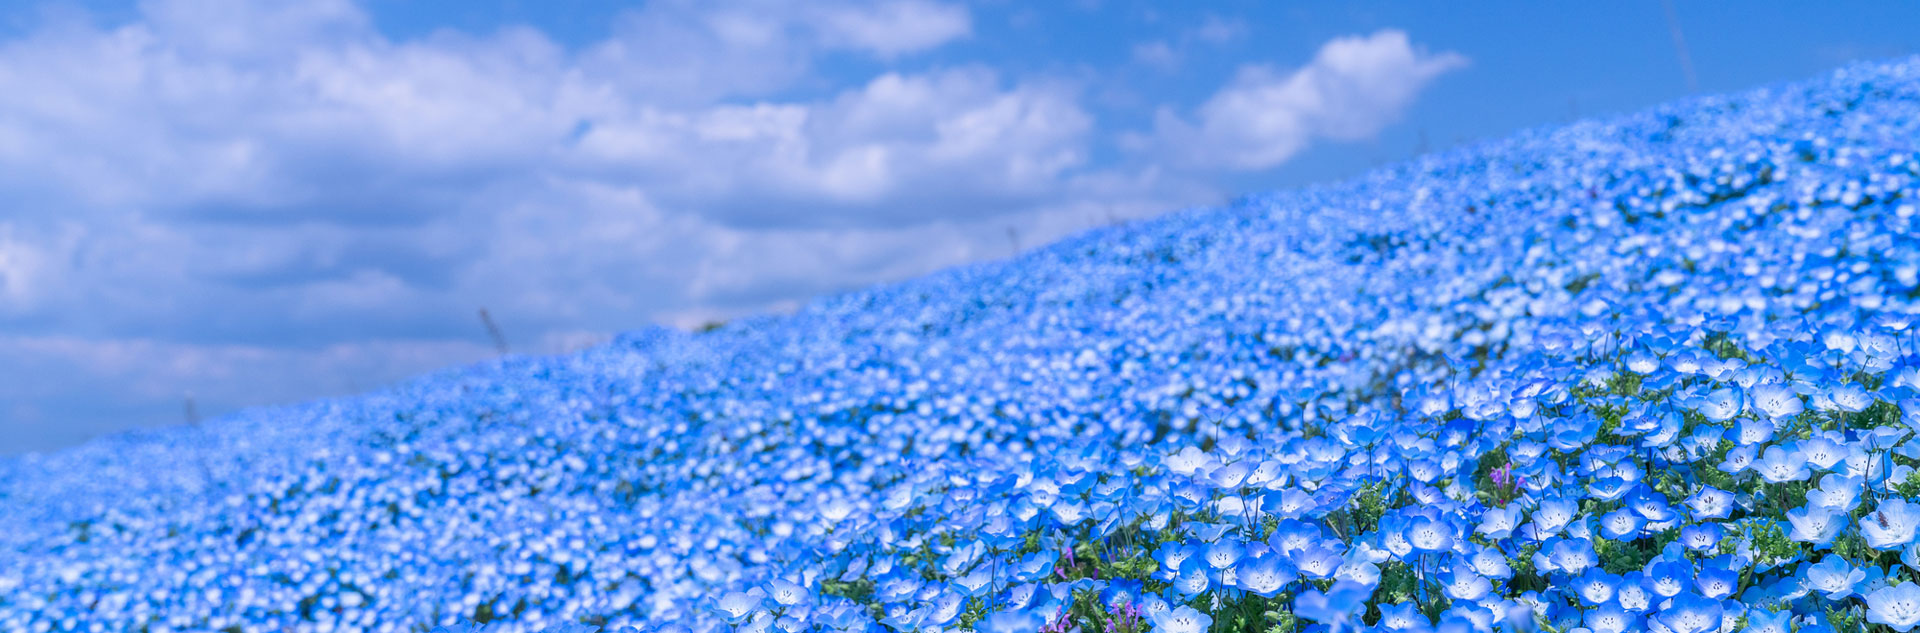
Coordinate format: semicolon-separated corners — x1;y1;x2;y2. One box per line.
4;58;1920;633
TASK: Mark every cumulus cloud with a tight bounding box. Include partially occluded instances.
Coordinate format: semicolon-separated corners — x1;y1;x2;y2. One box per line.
0;0;1458;452
1143;29;1467;170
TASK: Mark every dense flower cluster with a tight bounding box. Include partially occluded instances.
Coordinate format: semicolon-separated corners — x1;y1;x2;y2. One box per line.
5;57;1920;633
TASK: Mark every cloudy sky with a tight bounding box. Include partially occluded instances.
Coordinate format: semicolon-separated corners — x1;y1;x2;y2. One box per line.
2;0;1917;455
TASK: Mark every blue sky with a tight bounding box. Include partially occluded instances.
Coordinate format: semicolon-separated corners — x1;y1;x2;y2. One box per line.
1;0;1916;455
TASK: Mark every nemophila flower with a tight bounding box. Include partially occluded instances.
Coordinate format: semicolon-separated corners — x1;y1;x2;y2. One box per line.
1203;538;1246;570
1866;499;1920;550
1696;386;1746;422
715;591;763;624
1529;498;1579;538
1626;350;1661;374
1585;602;1639;633
1336;559;1381;586
1293;544;1346;580
1694;564;1739;599
1148;605;1212;633
1800;436;1848;471
1902;542;1920;572
1615;572;1652;612
1003;582;1039;611
1442;566;1492;602
1171;559;1211;597
1293;580;1372;631
980;610;1046;633
1573;569;1621;606
1266;488;1320;518
1625;488;1675;522
1733;418;1777;446
1654;593;1724;633
1753;444;1812;483
1376;602;1425;631
1679;522;1724;552
924;591;966;627
954;566;994;596
1642;560;1694;599
1468;546;1513;580
1741;608;1792;633
1599;508;1645;540
1641;411;1685;448
1208;461;1252;489
1588;476;1636;502
1405;516;1456;553
767;579;810;607
1786;505;1846;546
1536;537;1597;577
1869;582;1920;632
1681;419;1726;450
1829;383;1875;412
1720;445;1758;475
1750;382;1806;418
1269;519;1324;556
1687;487;1735;520
1152;543;1196;582
1806;473;1863;511
1233;553;1296;597
1478;504;1523;539
1803;554;1866;600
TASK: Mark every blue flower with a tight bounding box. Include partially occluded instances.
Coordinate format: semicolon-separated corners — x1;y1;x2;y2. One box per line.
1476;504;1523;539
1695;386;1745;422
1694;564;1739;599
715;591;763;624
1584;602;1639;633
1641;559;1694;599
1537;537;1597;577
1750;382;1805;419
1653;593;1723;633
1202;538;1246;570
1802;554;1865;600
1867;582;1920;632
1686;487;1734;521
1598;507;1644;540
1753;444;1812;483
1786;505;1846;546
1741;608;1792;633
1375;602;1425;631
1169;558;1211;598
979;609;1046;633
1865;499;1920;550
1805;473;1863;511
1404;516;1456;554
1152;542;1196;582
1148;605;1212;633
1291;544;1346;580
1441;565;1491;602
1293;580;1372;632
768;579;810;607
1572;569;1620;606
1233;553;1296;598
1467;545;1512;580
1679;523;1723;552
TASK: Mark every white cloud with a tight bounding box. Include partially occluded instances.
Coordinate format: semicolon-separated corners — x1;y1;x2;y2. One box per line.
809;0;972;57
1132;40;1179;70
0;224;51;313
571;67;1093;226
0;2;1464;452
1190;14;1247;44
1144;29;1467;170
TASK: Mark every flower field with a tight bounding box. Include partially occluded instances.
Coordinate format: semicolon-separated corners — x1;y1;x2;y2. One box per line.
7;57;1920;633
